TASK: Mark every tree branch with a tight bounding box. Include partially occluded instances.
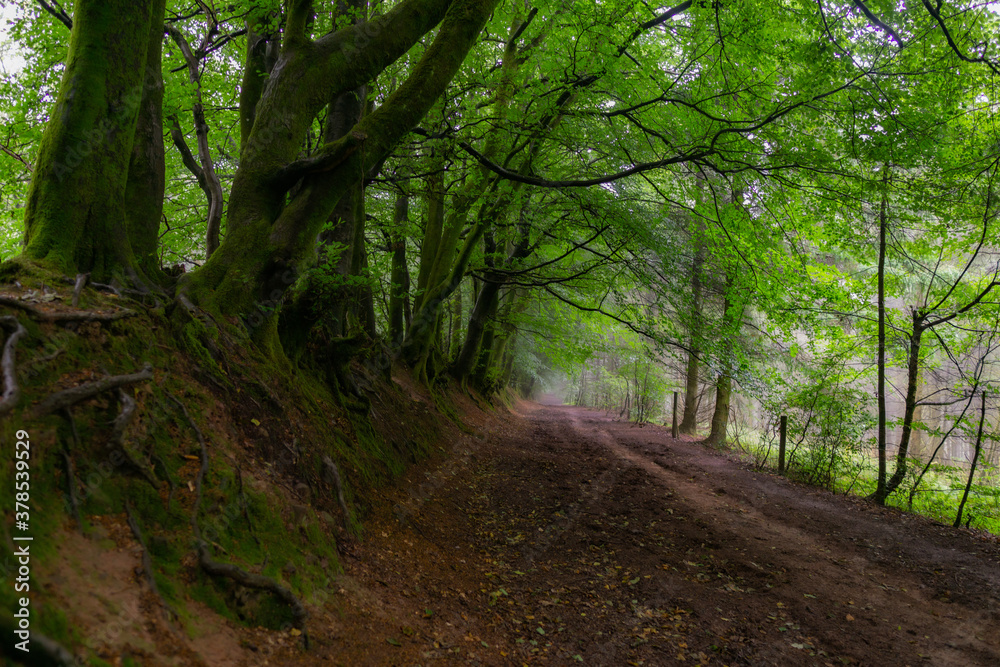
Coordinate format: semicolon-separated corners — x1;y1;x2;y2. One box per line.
921;0;1000;74
168;115;206;182
35;0;72;30
850;0;903;45
269;129;368;190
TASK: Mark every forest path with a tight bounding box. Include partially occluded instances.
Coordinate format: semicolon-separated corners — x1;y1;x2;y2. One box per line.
259;402;1000;666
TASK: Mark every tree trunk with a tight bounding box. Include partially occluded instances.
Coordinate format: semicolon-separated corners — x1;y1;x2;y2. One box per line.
706;281;741;448
22;0;162;283
124;0;167;282
453;279;501;384
679;231;704;434
318;79;369;337
448;282;463;360
388;191;410;344
240;11;279;151
470;289;505;390
953;390;986;528
166;23;226;259
878;315;925;502
874;168;889;504
706;373;732;447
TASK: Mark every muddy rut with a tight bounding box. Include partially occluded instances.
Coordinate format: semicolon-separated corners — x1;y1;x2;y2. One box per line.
254;401;1000;666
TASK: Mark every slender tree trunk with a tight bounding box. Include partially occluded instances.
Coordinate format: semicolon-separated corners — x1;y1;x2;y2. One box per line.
470;289;505;390
878;316;926;501
388;191;410;344
679;232;704;434
319;80;368;337
954;391;987;528
350;186;377;339
414;159;446;315
875;170;889;504
22;0;162;283
448;282;463;360
166;24;226;259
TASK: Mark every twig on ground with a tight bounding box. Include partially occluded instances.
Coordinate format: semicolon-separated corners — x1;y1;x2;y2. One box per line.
32;364;153;416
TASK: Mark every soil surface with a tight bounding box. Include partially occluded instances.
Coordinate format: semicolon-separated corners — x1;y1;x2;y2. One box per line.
242;399;1000;666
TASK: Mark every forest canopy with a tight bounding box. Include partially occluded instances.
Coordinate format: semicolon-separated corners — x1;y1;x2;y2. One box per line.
1;0;1000;524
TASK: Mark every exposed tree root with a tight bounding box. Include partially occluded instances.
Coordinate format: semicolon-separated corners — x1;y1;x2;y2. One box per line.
89;281;121;296
0;295;135;322
32;364;153;417
110;389;159;488
125;501;179;624
196;544;309;642
0;316;26;416
168;391;310;645
72;273;89;307
322;455;353;532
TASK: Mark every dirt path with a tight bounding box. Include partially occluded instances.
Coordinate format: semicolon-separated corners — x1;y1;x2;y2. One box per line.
258;401;1000;666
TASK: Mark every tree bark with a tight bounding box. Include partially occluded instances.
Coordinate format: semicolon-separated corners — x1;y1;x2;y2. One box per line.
124;0;167;282
22;0;162;283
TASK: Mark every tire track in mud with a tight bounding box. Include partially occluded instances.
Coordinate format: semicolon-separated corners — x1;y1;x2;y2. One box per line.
560;406;1000;666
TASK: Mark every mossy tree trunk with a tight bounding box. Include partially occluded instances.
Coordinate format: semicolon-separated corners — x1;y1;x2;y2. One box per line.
177;0;500;353
124;0;168;282
388;191;411;344
22;0;165;284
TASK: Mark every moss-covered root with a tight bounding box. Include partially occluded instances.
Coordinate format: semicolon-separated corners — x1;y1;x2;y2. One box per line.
173;389;312;648
197;544;310;646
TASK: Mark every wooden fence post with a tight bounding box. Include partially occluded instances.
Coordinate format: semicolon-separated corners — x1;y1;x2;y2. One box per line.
671;391;679;438
778;415;787;473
